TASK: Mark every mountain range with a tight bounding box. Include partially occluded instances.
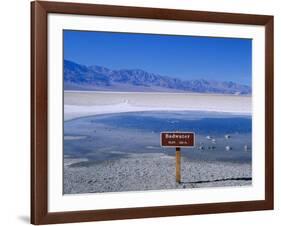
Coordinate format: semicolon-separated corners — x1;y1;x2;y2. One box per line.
64;60;251;95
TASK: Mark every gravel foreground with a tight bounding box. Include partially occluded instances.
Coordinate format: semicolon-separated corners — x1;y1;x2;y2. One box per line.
64;153;252;194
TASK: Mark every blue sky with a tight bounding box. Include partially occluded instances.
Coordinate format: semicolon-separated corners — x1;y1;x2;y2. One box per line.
64;30;252;86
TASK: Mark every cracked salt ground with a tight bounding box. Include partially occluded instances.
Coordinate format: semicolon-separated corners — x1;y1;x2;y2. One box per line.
64;153;251;194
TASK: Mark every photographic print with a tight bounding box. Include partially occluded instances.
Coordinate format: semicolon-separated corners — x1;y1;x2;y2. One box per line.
63;30;252;194
31;2;273;223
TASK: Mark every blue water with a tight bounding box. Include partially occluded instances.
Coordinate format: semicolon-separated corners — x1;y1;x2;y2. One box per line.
92;112;251;134
64;111;252;163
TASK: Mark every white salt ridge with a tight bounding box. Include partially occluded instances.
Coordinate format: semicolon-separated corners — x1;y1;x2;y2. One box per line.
65;101;251;121
64;91;252;120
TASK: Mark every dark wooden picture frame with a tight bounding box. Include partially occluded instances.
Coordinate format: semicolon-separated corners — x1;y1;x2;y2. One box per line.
31;1;274;224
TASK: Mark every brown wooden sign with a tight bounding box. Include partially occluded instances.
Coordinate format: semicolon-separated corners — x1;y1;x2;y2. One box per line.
160;132;195;147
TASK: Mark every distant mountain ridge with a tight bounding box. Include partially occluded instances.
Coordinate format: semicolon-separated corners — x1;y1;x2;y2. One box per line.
64;60;251;95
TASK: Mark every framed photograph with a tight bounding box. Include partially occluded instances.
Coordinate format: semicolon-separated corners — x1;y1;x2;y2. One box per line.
31;1;274;224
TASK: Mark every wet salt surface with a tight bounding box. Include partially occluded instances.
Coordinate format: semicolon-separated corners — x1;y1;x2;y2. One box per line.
64;111;252;163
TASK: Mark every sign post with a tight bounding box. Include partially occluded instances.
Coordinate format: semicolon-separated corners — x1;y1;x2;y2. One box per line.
175;147;181;183
161;132;195;183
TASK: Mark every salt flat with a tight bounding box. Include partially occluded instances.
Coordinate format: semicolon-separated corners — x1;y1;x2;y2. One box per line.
64;91;252;120
63;91;252;194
